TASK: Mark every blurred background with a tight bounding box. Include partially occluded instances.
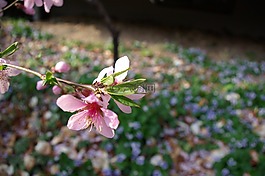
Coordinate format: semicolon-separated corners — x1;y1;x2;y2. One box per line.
1;0;265;175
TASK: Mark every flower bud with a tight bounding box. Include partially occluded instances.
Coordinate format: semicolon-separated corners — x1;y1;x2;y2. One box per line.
54;61;70;73
52;85;62;95
36;80;47;90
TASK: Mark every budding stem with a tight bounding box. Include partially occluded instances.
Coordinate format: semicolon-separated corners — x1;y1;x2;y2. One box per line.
3;63;96;92
0;0;20;13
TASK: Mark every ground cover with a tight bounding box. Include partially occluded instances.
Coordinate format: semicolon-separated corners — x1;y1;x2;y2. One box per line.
0;18;265;176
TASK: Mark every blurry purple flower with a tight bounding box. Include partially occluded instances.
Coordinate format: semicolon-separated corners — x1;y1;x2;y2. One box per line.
227;158;237;167
170;97;177;106
136;156;145;165
102;168;112;176
152;170;162;176
221;168;230;176
159;161;168;169
116;153;126;163
135;131;143;139
113;169;121;176
104;143;113;152
129;122;141;130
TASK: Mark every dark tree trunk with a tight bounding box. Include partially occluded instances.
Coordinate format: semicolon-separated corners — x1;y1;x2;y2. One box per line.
86;0;120;63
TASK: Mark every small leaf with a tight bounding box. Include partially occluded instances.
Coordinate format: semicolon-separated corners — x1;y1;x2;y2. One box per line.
101;75;114;85
111;94;140;107
114;79;146;88
107;86;137;96
0;42;19;58
112;68;129;78
106;79;146;95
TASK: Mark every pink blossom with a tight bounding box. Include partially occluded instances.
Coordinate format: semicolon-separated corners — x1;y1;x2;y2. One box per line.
24;0;63;13
94;56;145;113
54;61;70;73
36;80;47;90
16;3;35;15
56;94;119;138
0;59;20;94
0;0;7;16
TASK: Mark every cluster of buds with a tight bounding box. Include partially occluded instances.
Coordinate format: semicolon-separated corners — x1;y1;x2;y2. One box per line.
0;43;146;138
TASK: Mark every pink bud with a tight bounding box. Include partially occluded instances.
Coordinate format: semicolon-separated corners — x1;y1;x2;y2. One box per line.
54;61;70;73
52;86;62;95
36;80;47;90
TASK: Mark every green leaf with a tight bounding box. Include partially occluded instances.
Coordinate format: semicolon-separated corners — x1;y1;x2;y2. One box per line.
0;42;19;58
101;75;114;85
107;86;137;96
106;79;146;95
100;68;130;86
112;68;129;78
111;94;140;107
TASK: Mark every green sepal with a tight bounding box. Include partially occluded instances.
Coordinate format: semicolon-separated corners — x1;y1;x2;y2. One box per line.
112;68;129;78
43;71;58;86
0;42;19;58
0;65;7;71
106;79;146;96
110;94;140;108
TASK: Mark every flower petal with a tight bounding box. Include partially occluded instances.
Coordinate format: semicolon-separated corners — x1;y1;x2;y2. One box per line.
53;0;63;6
94;118;115;138
101;108;119;129
0;78;10;94
114;100;132;114
24;0;34;8
56;94;86;112
126;94;145;100
114;56;129;83
67;110;89;130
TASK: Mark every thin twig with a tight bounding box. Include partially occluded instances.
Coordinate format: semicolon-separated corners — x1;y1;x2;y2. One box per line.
0;0;20;13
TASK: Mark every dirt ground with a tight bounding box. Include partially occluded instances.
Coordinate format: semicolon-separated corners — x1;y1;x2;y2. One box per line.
33;18;265;61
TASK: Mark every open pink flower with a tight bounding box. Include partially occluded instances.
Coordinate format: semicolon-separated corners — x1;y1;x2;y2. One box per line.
0;0;7;16
56;94;119;138
24;0;63;13
94;56;145;113
0;59;20;94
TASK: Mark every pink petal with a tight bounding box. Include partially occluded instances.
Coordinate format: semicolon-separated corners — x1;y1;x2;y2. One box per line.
101;108;119;129
126;94;145;100
67;110;89;130
114;100;132;114
83;93;99;104
24;0;34;8
53;0;63;6
6;68;20;77
36;80;47;90
52;85;62;95
114;56;129;83
54;61;70;73
0;79;10;94
35;0;43;6
94;118;115;138
101;94;111;109
43;0;53;12
56;94;87;112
